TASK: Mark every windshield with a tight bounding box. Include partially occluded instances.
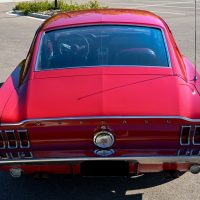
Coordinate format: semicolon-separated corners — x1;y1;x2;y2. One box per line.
35;25;169;70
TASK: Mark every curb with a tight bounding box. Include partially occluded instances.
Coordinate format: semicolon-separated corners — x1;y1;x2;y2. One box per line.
12;10;49;19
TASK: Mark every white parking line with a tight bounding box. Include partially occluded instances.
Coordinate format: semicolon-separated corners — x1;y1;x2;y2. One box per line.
26;15;45;21
6;11;45;21
111;5;186;15
153;5;199;9
134;1;194;8
0;0;33;2
111;1;194;8
150;10;186;15
111;0;196;15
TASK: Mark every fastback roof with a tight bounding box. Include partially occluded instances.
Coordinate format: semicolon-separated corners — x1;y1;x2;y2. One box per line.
41;9;167;30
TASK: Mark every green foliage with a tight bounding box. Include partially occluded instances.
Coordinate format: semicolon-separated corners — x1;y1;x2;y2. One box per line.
14;1;54;15
14;0;104;15
59;0;103;11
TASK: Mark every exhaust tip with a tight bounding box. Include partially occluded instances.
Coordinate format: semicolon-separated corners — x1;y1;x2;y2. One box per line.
10;168;22;178
190;165;200;174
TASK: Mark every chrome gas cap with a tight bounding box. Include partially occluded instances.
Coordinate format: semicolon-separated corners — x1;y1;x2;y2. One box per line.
93;130;114;149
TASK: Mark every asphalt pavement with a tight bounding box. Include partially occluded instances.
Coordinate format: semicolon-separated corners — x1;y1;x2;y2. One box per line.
0;1;200;200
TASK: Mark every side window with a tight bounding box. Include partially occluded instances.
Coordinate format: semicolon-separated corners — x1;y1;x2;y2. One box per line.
19;53;31;86
19;31;38;85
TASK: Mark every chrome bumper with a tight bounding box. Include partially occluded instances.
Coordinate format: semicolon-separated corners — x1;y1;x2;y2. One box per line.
0;156;200;166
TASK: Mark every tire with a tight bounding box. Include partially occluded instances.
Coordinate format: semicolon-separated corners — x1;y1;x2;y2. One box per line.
0;82;3;88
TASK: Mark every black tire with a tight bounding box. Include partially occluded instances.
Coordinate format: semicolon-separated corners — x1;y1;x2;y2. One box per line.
0;82;3;88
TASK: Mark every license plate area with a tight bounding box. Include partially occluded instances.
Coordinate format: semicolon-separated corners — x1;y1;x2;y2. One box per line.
81;161;129;176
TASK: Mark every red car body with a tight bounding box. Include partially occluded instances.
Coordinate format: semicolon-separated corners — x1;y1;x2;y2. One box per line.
0;9;200;177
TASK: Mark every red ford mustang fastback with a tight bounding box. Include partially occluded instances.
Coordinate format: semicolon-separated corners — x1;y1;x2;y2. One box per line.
0;9;200;178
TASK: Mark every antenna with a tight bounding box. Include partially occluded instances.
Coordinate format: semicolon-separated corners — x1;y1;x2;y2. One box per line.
194;0;197;81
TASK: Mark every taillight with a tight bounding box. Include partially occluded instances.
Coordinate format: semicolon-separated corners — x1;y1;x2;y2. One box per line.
180;126;191;145
0;129;32;160
10;152;20;159
193;126;200;145
190;149;199;156
0;130;5;149
18;130;30;148
178;149;189;156
0;152;9;159
20;152;33;158
5;130;18;149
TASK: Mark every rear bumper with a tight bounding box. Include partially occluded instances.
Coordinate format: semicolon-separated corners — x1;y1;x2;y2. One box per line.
1;156;199;174
0;156;200;166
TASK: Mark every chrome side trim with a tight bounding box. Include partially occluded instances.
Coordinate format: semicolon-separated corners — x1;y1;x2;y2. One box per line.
18;130;30;149
180;125;191;146
5;130;18;149
1;115;200;127
0;156;200;166
0;130;5;149
193;125;200;145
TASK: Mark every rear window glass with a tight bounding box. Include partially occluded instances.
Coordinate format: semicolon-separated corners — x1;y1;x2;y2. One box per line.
35;25;169;70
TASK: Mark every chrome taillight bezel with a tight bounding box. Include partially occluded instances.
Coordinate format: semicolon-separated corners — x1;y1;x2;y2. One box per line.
180;125;191;146
20;152;33;159
5;130;18;149
0;130;6;149
193;125;200;145
10;152;21;159
18;129;30;149
0;152;9;160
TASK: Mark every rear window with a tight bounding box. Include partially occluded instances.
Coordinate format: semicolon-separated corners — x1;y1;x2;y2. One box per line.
35;25;170;70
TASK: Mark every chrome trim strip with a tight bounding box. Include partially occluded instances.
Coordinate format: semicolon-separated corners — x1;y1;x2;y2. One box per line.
0;130;5;149
177;149;181;156
0;156;200;165
193;125;200;145
180;125;191;146
5;130;18;149
35;65;171;72
1;116;200;127
161;27;171;67
17;130;30;149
